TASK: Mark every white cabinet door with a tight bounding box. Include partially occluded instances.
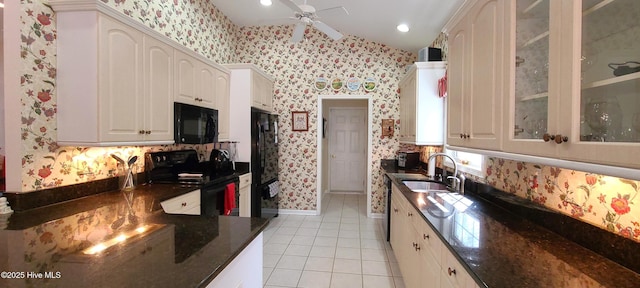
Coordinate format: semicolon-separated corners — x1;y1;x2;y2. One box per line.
399;72;417;142
206;233;263;288
199;64;217;109
215;69;230;141
143;36;174;142
238;173;252;217
174;50;217;109
251;71;274;112
447;20;468;148
419;240;441;288
174;50;198;105
467;0;504;150
441;246;477;288
98;15;144;142
447;0;505;150
399;63;446;145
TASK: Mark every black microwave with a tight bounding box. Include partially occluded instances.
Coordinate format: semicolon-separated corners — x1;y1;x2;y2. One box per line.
174;102;218;144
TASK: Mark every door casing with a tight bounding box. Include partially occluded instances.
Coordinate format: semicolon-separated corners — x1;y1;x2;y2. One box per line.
317;95;373;217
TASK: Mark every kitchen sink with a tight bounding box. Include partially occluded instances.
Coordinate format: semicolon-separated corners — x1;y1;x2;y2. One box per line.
402;180;448;192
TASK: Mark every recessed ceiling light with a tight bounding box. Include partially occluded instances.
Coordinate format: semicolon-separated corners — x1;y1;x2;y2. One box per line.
397;24;409;33
260;0;272;6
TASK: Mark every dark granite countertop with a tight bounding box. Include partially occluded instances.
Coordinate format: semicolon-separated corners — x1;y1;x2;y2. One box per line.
382;162;640;288
0;182;269;288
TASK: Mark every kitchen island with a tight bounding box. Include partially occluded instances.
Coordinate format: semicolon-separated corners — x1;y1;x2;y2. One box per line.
0;183;269;288
383;164;640;287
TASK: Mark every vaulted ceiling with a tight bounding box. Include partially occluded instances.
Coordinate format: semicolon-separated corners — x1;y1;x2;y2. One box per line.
210;0;465;53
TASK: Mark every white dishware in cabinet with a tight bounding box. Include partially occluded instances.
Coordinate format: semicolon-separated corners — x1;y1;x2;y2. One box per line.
503;0;640;169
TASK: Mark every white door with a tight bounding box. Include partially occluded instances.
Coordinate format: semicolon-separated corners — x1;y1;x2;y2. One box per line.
329;108;366;193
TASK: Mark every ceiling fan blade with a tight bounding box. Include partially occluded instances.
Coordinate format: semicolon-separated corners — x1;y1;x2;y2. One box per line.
278;0;303;14
316;6;349;16
312;21;343;41
290;22;306;43
257;17;298;26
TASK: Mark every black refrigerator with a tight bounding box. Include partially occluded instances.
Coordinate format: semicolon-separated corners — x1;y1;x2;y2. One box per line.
251;109;279;218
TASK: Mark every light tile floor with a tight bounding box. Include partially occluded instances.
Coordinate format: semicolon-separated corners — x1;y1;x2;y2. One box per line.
262;193;405;288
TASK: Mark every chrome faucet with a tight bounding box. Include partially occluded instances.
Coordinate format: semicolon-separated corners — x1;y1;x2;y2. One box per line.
426;153;465;194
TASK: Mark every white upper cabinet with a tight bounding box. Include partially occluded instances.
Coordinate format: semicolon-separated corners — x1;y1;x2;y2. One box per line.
504;0;640;169
251;70;275;112
174;50;217;109
226;64;275;162
55;11;174;146
399;62;446;145
226;63;275;113
52;0;231;146
446;0;506;151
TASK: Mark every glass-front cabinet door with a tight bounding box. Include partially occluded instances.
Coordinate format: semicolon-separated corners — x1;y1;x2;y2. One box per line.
561;0;640;168
506;0;640;169
504;0;557;157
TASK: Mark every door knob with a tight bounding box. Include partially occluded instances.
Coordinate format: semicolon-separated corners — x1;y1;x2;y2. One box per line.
331;155;336;158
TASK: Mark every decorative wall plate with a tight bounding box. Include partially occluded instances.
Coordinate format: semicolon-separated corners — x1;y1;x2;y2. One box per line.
363;77;377;92
346;77;361;91
314;77;328;91
331;78;343;91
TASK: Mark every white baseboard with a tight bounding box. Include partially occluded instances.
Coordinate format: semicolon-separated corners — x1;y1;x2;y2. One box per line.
369;213;384;219
277;209;319;216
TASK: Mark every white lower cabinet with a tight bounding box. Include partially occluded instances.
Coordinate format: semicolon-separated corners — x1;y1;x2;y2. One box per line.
391;183;478;288
238;173;252;217
206;233;263;288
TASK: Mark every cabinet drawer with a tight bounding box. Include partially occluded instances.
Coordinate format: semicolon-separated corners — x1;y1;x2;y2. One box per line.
161;190;200;215
239;173;252;189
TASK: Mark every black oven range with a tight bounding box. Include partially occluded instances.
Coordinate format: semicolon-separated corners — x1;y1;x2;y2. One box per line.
144;149;239;217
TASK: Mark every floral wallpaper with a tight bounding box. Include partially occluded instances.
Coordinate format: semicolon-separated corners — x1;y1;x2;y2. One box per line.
9;0;640;248
16;0;236;192
16;0;416;215
235;26;416;213
486;157;640;242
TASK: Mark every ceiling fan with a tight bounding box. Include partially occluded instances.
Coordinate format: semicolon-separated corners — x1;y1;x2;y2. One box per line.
278;0;349;42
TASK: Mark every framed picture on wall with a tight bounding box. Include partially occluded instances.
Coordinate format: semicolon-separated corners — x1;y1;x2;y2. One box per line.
292;111;309;131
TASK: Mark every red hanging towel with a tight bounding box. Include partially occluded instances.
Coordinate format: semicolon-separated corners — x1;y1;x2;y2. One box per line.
438;70;448;98
224;183;236;215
